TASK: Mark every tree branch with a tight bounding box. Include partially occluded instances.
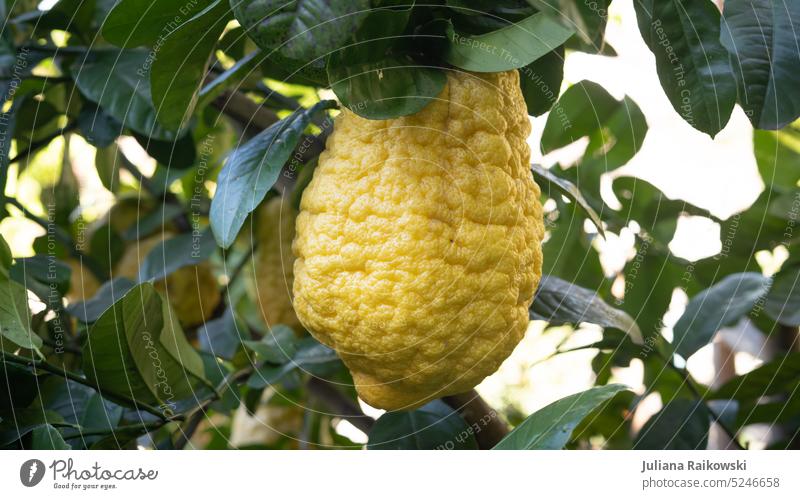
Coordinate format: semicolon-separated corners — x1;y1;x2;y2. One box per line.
2;351;179;422
443;390;509;449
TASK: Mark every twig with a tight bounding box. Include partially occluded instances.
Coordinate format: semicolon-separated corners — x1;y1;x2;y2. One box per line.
443;390;510;449
172;410;206;449
1;351;180;422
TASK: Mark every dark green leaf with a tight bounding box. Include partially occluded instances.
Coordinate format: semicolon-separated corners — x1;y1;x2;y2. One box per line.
672;272;770;359
753;126;800;189
78;104;121;148
0;277;42;353
210;100;336;248
14;0;95;36
138;229;216;282
9;255;72;300
721;0;800;129
103;0;215;48
83;282;208;406
0;363;37;410
531;275;643;344
443;13;575;72
542;200;606;291
0;408;65;446
198;307;248;360
641;0;736;137
151;0;231;131
243;324;296;364
31;424;71;450
764;264;800;326
232;0;370;62
247;337;341;389
634;398;709;450
715;352;800;400
0;235;11;277
541;80;620;153
133;131;197;169
494;384;628;449
72;50;180;141
66;278;136;323
519;47;564;117
368;400;478;450
328;53;446;120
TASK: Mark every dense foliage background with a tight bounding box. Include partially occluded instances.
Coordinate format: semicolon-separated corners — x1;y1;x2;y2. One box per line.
1;0;799;450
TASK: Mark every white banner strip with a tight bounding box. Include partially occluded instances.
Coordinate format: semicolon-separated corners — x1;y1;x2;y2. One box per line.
1;451;797;498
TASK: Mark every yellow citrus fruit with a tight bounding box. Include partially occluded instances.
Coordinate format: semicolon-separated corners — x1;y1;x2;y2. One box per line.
115;232;220;327
247;196;302;332
293;70;544;410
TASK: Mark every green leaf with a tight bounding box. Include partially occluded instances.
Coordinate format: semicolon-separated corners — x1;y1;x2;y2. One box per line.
232;0;370;62
83;282;208;407
78;103;121;148
198;306;249;360
72;50;180;141
247;337;341;389
0;363;37;410
494;384;628;449
103;0;215;48
753;127;800;188
531;275;643;344
638;0;736;137
328;54;446;120
66;278;136;323
9;255;72;302
0;277;42;353
326;5;440;121
764;264;800;326
541;80;621;153
368;400;478;450
715;352;800;400
137;229;216;282
634;398;709;450
721;0;800;130
133;132;197;169
14;0;95;36
210;100;336;249
542;200;606;291
519;47;564;117
612;176;712;242
31;424;71;450
532;164;605;237
672;272;771;359
243;324;296;364
0;408;65;446
443;13;575;72
150;0;231;131
0;234;12;278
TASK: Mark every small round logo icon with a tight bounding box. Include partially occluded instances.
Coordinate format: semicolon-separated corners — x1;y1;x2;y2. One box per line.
20;459;45;487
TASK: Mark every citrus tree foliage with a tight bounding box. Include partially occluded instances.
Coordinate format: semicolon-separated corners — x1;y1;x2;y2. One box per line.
1;0;799;450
